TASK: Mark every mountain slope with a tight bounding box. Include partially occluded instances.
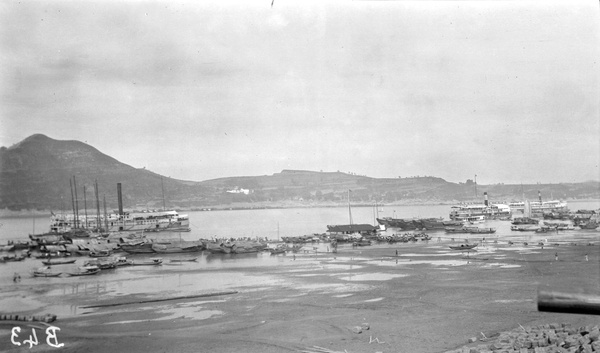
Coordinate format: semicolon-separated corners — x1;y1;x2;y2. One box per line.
0;134;210;210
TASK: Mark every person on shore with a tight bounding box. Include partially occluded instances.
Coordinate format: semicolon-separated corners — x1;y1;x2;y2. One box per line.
555;252;558;261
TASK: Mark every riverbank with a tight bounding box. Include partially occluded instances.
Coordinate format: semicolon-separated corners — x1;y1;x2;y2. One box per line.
1;234;599;352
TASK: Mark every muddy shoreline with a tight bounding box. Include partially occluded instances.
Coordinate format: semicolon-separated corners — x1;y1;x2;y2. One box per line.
1;238;599;353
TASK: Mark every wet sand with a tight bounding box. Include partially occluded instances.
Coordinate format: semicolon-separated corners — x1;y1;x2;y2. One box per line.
1;237;599;353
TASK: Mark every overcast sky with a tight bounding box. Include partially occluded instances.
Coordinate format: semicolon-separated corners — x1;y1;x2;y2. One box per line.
1;0;598;185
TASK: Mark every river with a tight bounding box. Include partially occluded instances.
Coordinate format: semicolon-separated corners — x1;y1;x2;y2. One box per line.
1;200;599;243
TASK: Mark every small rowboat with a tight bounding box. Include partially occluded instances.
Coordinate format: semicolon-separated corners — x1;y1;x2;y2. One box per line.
33;271;62;277
67;265;101;276
131;258;163;266
42;258;76;265
449;244;478;251
33;267;62;277
170;258;198;262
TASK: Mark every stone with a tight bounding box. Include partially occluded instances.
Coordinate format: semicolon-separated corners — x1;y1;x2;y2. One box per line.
350;326;362;334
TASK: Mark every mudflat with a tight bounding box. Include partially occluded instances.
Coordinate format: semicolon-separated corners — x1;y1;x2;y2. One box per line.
1;238;599;353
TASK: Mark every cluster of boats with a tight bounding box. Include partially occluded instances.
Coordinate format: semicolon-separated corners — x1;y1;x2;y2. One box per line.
376;217;463;230
32;257;165;277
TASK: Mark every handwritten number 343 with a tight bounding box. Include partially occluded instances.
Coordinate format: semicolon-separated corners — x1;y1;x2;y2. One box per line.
11;326;64;348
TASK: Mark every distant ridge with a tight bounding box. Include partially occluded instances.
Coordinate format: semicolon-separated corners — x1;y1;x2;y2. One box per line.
1;134;599;212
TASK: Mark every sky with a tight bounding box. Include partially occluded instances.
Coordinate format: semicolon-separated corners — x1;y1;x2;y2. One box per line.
1;0;599;185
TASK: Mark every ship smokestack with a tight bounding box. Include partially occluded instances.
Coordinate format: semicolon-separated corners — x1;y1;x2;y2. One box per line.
484;192;489;206
538;190;542;203
117;183;123;216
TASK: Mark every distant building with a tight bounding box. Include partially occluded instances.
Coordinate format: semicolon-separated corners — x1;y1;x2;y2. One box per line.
226;187;251;195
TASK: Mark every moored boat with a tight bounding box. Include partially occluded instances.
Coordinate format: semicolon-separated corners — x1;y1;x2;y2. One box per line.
267;244;288;255
170;257;198;262
42;258;76;265
579;221;599;230
463;226;496;234
512;217;539;225
33;267;62;277
114;256;134;266
49;209;190;234
151;242;203;254
89;249;112;257
352;239;372;247
509;192;568;215
130;258;163;266
0;254;26;262
120;242;156;254
84;258;117;269
450;192;511;221
511;225;539;232
67;265;101;276
376;218;417;230
449;244;478;250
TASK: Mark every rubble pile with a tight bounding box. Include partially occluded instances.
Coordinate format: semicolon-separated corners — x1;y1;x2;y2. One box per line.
446;323;600;353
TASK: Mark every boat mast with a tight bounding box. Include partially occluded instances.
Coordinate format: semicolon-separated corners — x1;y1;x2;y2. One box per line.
372;202;376;226
73;176;80;229
69;178;76;229
95;180;101;232
161;176;166;212
103;194;108;232
348;189;353;225
83;185;88;229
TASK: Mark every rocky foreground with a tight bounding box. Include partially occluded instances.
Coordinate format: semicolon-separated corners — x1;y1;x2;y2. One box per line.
449;323;600;353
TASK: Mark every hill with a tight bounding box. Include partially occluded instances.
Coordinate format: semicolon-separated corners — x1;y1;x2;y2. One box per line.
0;134;211;211
0;134;598;212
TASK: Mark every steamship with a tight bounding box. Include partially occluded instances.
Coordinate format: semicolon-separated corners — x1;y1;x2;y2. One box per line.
48;210;190;234
449;192;512;221
508;191;568;214
47;182;190;234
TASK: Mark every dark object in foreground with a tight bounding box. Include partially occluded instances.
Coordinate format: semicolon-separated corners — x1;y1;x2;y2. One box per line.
449;244;478;250
538;289;600;315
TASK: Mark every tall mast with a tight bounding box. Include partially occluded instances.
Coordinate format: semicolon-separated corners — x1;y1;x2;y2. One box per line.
372;202;376;226
83;185;88;229
348;189;353;225
103;194;108;232
73;176;79;229
95;180;101;231
69;178;76;228
161;176;166;211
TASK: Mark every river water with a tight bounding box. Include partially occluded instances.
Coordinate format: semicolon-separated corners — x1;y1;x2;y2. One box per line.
1;200;599;243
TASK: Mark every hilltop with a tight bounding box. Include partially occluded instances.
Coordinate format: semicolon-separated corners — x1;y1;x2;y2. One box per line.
0;134;598;213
